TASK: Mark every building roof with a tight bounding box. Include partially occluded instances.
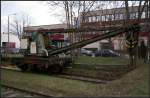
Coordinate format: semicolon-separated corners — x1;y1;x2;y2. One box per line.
80;5;146;17
24;24;68;32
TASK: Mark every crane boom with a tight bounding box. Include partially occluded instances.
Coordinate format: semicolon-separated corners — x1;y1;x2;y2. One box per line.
1;24;140;73
49;24;140;55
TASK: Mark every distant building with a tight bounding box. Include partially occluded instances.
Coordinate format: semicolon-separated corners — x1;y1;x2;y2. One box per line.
2;42;16;48
1;32;20;53
78;5;149;50
24;24;70;48
1;32;20;48
23;6;149;51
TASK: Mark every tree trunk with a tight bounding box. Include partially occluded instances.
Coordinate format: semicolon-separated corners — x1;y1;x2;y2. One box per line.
147;1;150;64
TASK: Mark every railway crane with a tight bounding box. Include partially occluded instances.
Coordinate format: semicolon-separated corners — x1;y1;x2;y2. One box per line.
1;24;140;73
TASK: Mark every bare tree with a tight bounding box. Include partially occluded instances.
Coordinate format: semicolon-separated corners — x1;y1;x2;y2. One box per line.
47;1;98;27
47;1;149;63
124;0;148;66
146;1;150;63
47;1;98;60
10;14;31;40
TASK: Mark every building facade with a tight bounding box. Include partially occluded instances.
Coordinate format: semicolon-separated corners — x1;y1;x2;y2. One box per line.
24;24;70;48
1;32;20;53
23;6;149;51
78;5;149;50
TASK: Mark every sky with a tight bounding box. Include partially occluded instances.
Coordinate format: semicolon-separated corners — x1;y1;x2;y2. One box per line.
1;1;65;32
1;1;141;33
1;1;66;47
1;1;142;48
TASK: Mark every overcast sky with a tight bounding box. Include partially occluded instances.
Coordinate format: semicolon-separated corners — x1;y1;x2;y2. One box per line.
1;1;142;48
1;1;66;47
1;1;66;32
1;1;141;33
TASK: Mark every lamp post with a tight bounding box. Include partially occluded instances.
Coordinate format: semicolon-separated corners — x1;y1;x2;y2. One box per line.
8;15;9;49
7;13;16;53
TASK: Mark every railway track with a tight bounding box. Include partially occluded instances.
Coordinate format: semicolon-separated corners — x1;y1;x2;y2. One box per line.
73;63;129;71
1;84;52;97
1;63;130;83
1;66;108;84
56;74;107;83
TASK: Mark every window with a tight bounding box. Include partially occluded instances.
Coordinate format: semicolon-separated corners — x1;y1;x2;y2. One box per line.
89;17;92;22
95;16;99;22
2;42;7;47
102;15;105;21
97;16;101;21
130;13;133;19
112;15;115;20
108;14;114;21
141;12;145;19
93;16;96;22
148;10;149;18
130;12;136;19
95;16;97;22
26;32;32;36
120;13;123;20
115;13;120;20
108;15;111;21
85;17;89;22
105;15;109;21
135;12;138;19
115;13;123;20
91;16;93;22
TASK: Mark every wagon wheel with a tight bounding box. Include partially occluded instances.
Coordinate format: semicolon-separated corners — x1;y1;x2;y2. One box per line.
58;60;63;73
19;64;28;72
30;64;38;72
47;66;53;74
52;65;63;74
47;65;62;74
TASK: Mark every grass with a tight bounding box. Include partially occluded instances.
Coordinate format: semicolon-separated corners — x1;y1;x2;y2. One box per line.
75;55;128;65
1;69;99;96
1;62;149;97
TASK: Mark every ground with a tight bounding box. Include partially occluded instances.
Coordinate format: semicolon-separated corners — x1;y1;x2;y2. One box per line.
75;55;128;65
1;58;149;97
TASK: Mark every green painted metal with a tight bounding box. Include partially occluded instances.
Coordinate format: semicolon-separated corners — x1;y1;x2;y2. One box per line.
49;24;140;55
1;24;140;68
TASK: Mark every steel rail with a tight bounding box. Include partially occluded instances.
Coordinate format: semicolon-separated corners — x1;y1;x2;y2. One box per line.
1;84;54;97
1;65;128;83
1;67;107;83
